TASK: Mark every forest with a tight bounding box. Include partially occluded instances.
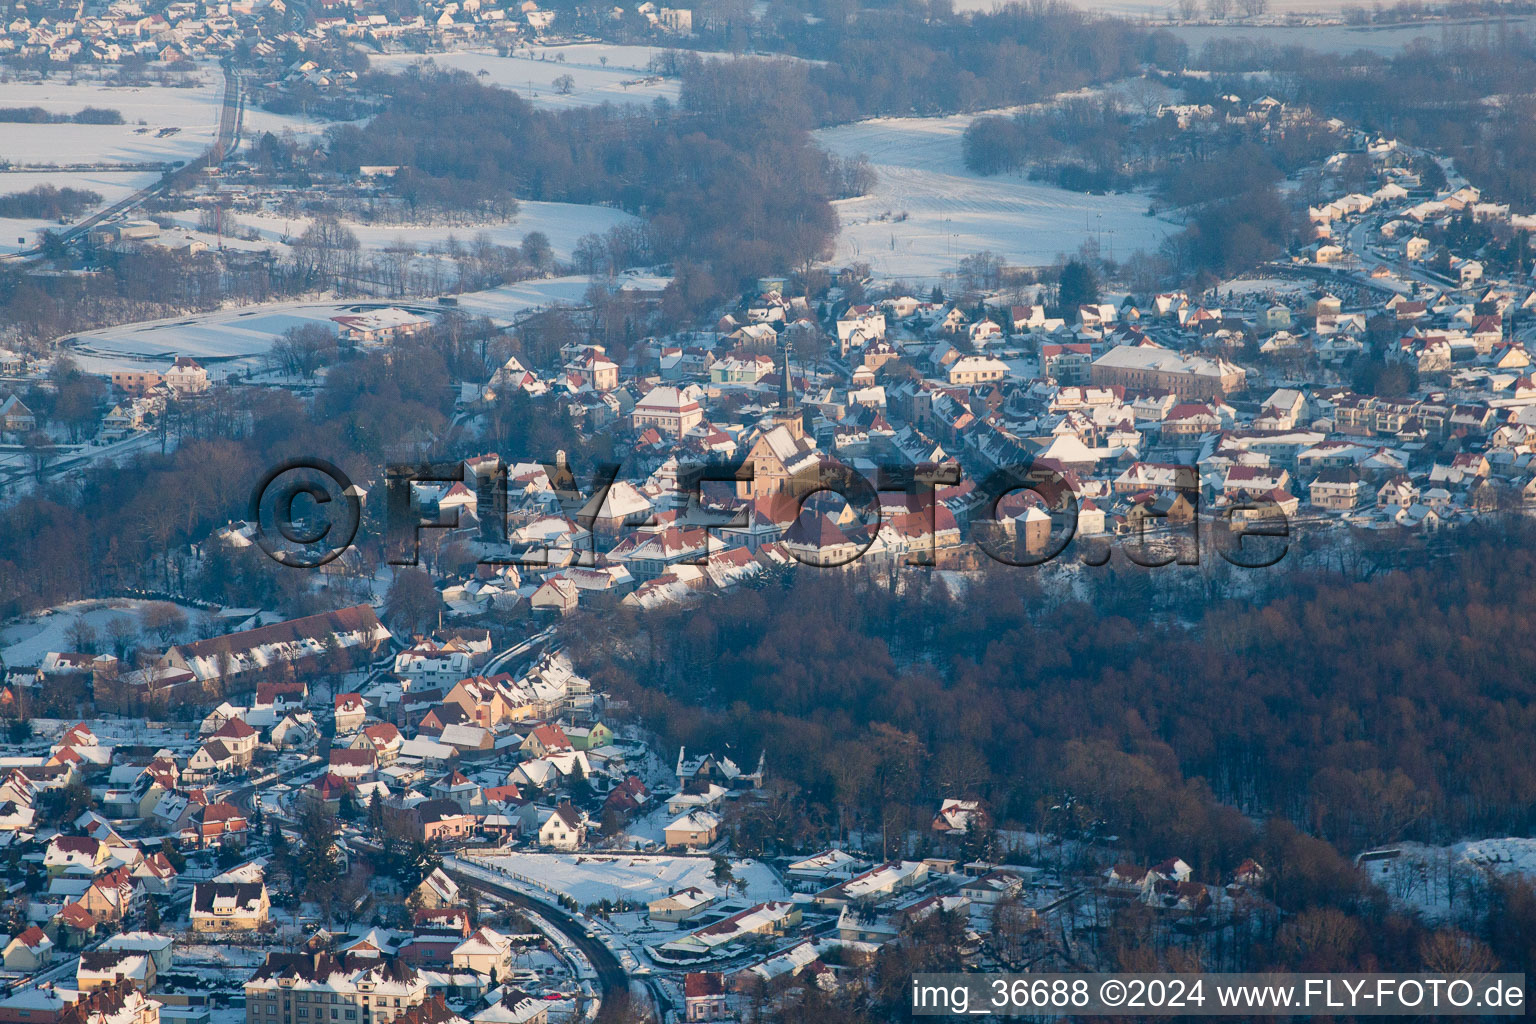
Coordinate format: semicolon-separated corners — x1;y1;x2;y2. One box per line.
567;535;1536;859
321;66;839;294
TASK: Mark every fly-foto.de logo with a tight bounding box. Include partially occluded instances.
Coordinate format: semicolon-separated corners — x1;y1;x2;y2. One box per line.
249;455;1290;571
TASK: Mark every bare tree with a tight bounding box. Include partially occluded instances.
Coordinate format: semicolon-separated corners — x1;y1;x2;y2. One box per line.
104;615;138;662
140;602;188;645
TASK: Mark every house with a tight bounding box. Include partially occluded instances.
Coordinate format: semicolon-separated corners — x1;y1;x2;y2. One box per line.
334;693;368;732
529;577;579;614
354;723;405;765
932;799;988;835
97;933;175;974
410;799;477;843
45;835;113;878
54;901;99;948
1310;468;1363;510
947;356;1008;386
244;952;430;1024
208;716;259;763
631;386;703;435
813;861;929;906
414;869;461;910
186;801;249;847
1091;344;1246;399
330;308;431;344
2;926;53;970
959;871;1025;905
683;973;730;1022
451;927;513;978
163;357;209;394
77;950;155;992
0;394;35;434
520;723;571;759
1040;344;1093;384
664;811;720;850
141;606;391;703
190;882;269;932
659;902;802;956
76;867;136;923
647;887;716;923
537;803;585;851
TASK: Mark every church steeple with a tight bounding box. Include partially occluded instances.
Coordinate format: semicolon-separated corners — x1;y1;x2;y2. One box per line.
779;340;794;412
772;339;804;440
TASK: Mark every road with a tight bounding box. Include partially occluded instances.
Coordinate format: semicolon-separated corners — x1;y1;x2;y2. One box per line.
443;862;635;1015
1;65;242;261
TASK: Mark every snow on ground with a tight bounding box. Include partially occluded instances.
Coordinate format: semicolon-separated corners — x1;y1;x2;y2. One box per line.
0;71;223;164
0;597;201;667
370;44;681;111
0;68;223;253
957;0;1455;16
238;105;362;144
453;271;671;323
0;169;157;254
63;301;398;376
1222;276;1312;297
1456;837;1536;875
477;851;788;906
1361;838;1536;925
172;201;638;264
1164;18;1534;55
814;114;1175;282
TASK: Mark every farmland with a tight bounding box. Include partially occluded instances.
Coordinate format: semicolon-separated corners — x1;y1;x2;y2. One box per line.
815;114;1176;282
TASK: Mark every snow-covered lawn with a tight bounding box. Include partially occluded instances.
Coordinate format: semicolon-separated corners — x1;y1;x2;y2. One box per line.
239;105;362;144
475;851;788;906
370;45;681;111
814;114;1175;282
0;597;202;667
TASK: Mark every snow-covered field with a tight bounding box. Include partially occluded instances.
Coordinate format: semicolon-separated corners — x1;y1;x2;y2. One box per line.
238;105;361;144
0;169;155;253
815;114;1175;282
0;71;223;164
172;201;638;264
370;44;681;110
1166;18;1531;55
0;68;223;252
63;301;399;375
475;851;788;906
453;271;671;322
963;0;1450;17
0;597;201;667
